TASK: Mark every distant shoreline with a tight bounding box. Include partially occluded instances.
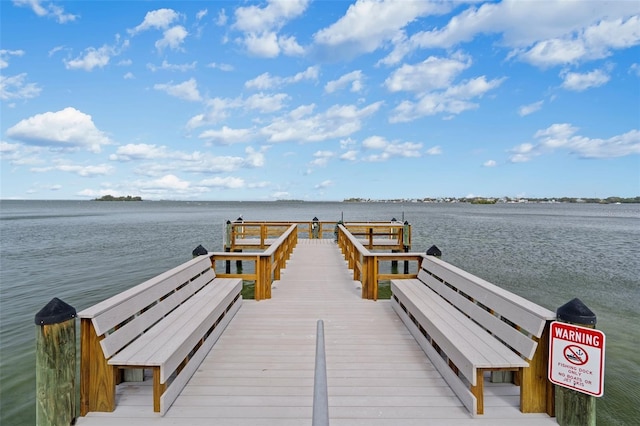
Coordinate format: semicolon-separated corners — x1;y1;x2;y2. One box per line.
343;196;640;204
93;195;142;201
1;196;638;203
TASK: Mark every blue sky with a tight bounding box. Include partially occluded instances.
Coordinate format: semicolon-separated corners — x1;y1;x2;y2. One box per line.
1;0;639;201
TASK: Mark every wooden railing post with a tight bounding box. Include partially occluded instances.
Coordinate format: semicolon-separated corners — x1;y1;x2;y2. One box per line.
35;298;77;425
555;298;597;426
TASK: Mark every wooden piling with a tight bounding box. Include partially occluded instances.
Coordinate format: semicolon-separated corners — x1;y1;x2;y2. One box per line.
35;298;77;426
555;298;597;426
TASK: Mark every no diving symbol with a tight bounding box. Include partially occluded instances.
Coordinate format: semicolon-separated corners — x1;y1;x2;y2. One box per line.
564;345;588;365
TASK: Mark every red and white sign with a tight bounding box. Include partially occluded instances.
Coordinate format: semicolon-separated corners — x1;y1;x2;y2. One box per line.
549;321;605;396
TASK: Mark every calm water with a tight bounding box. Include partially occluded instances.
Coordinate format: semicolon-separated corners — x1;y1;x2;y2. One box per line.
1;200;638;425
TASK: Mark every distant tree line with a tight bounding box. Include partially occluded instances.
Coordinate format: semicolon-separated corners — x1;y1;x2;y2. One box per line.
94;195;142;201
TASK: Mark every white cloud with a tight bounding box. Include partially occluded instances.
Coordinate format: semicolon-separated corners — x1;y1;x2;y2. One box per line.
309;150;335;167
196;9;208;21
110;143;265;174
390;76;505;123
245;92;289;113
313;0;443;59
154;78;202;102
110;144;170;161
233;0;309;57
0;49;25;69
0;141;21;154
483;160;497;167
509;123;640;162
381;1;640;67
139;174;192;191
198;126;254;145
340;150;358;161
518;16;640;68
630;63;640;77
509;142;536;163
325;70;364;94
64;45;115;71
155;25;188;52
148;60;197;72
13;0;78;23
279;35;305;56
361;135;423;162
362;136;387;150
315;180;333;189
0;73;41;100
518;100;544;117
31;162;114;177
206;62;234;72
561;68;610;91
261;101;382;143
186;97;243;129
129;8;180;34
384;53;472;92
245;66;319;90
6;107;112;153
426;146;442;155
200;176;245;189
234;0;309;33
217;9;228;26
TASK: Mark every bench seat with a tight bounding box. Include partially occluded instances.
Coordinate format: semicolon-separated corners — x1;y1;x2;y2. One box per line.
79;255;242;416
108;278;241;414
392;279;527;415
391;255;555;416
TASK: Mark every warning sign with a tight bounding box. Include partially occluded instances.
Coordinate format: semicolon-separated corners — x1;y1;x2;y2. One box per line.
549;321;605;396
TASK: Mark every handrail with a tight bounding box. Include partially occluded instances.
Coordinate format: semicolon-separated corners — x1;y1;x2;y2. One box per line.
312;320;329;426
210;224;298;300
225;221;410;250
336;225;423;300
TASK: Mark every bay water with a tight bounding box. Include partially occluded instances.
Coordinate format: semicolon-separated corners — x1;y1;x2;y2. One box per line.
1;200;638;425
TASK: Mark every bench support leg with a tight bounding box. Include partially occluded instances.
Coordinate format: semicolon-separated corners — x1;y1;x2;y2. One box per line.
521;323;553;414
470;369;485;415
80;319;116;415
153;367;166;413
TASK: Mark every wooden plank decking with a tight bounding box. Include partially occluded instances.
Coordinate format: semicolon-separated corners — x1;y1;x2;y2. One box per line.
77;239;555;425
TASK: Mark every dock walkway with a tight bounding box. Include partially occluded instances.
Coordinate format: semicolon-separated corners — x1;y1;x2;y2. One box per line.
77;239;555;425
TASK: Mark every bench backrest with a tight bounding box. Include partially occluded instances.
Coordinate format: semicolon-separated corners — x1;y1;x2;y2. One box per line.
418;256;555;360
78;255;216;358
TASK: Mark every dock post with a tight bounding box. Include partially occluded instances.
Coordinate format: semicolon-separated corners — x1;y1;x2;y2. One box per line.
403;221;410;274
225;220;232;273
555;298;597;426
312;217;319;239
35;298;77;426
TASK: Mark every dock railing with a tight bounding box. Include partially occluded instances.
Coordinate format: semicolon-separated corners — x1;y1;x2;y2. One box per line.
216;221;417;300
225;220;410;251
336;224;423;300
211;224;297;300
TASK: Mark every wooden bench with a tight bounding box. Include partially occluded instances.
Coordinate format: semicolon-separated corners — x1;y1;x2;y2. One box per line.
391;255;555;416
78;254;242;415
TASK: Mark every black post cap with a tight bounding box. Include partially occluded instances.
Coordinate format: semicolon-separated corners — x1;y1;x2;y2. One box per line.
426;245;442;257
192;244;208;256
35;298;76;325
312;216;319;221
391;217;397;222
557;298;597;325
226;220;231;224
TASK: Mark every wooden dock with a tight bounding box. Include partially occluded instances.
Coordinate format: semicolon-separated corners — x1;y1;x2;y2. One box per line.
76;239;556;425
